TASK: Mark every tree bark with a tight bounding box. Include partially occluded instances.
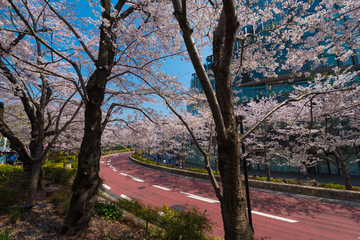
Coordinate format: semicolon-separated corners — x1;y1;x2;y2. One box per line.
339;159;352;190
62;73;105;237
218;133;253;240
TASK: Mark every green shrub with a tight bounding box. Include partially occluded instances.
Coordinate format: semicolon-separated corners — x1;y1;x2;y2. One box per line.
49;188;73;216
318;182;346;190
0;165;23;177
0;228;13;240
116;199;212;239
0;166;28;215
42;163;76;185
160;206;212;240
256;176;267;181
95;202;123;222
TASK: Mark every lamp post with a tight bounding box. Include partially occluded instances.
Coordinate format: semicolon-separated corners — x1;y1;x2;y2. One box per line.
238;115;253;232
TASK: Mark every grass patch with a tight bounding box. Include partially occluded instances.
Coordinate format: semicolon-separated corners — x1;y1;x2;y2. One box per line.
0;228;13;240
49;187;73;216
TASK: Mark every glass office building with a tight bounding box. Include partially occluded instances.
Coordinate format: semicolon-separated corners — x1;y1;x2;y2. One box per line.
188;5;360;175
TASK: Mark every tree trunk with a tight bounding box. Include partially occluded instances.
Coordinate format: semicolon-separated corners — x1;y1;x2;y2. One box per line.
28;160;42;205
0;102;32;171
218;133;253;240
339;159;352;190
62;75;105;237
265;161;271;181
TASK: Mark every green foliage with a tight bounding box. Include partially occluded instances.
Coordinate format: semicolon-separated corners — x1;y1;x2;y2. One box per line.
0;166;28;215
0;165;23;177
0;228;13;240
42;162;76;185
318;182;346;190
49;188;73;216
120;148;132;152
116;198;212;239
9;209;21;224
160;207;212;240
95;202;123;222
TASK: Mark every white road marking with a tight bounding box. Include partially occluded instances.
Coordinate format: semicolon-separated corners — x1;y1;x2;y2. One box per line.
118;172;144;182
102;184;111;190
100;161;104;164
153;185;171;191
120;194;132;201
112;168;117;172
180;191;220;203
132;177;144;182
251;210;298;223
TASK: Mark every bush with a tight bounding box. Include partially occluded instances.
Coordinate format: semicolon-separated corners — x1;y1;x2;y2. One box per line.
42;162;76;185
0;166;29;215
95;202;123;222
116;198;212;239
0;165;23;177
160;206;212;240
318;182;346;190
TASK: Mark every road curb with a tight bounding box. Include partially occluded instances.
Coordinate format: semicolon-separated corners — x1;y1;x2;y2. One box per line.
129;156;360;203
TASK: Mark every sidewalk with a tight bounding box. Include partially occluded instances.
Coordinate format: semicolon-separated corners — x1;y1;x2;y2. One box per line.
245;169;360;187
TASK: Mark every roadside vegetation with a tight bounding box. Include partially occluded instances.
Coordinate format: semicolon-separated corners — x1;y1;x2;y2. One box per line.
0;154;218;239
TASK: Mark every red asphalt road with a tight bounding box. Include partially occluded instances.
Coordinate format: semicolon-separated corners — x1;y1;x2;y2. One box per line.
100;152;360;239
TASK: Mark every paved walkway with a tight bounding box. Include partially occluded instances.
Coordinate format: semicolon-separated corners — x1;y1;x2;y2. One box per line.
245;169;360;187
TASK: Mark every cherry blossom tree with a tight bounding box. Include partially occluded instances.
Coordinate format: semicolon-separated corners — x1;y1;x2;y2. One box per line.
278;71;360;189
168;0;359;238
1;0;188;236
0;2;83;204
239;96;288;181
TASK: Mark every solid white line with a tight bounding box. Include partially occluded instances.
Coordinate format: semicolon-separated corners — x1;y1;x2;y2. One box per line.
153;185;171;191
102;184;111;190
112;168;117;172
180;191;220;203
251;210;298;223
120;173;128;176
120;194;132;201
131;177;144;182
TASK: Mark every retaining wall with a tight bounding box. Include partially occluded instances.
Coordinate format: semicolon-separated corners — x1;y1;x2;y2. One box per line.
129;156;360;202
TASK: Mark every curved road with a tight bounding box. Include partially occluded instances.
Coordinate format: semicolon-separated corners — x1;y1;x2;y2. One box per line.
100;152;360;239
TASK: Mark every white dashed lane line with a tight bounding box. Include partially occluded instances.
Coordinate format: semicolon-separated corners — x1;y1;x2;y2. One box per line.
118;172;144;182
180;191;220;203
152;185;171;191
102;184;111;190
251;210;298;223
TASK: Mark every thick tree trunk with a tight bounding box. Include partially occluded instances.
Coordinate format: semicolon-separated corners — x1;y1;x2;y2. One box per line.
62;73;105;237
218;133;253;240
28;160;42;205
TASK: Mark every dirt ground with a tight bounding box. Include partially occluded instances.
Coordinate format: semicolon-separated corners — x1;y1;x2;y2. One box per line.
0;183;156;240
